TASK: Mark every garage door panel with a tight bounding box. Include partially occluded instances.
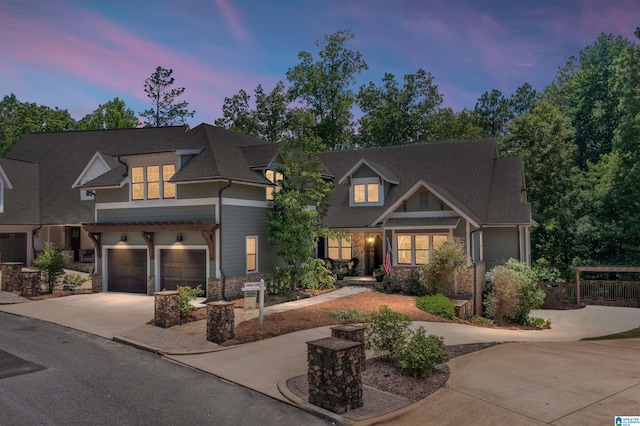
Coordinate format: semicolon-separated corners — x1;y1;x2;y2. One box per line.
0;233;27;264
108;249;147;293
161;249;206;294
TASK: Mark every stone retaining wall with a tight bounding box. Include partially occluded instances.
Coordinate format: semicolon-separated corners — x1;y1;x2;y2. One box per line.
207;272;269;300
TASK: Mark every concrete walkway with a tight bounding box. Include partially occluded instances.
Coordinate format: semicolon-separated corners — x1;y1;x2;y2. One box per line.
0;290;30;304
1;288;639;425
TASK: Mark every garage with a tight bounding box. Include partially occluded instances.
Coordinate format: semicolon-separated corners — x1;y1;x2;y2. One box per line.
0;233;27;264
107;249;147;293
161;249;206;294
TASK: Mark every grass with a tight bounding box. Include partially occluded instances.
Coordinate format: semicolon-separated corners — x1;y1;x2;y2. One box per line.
581;327;640;341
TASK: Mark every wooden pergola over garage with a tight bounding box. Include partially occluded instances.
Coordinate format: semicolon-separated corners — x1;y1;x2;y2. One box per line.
81;221;219;261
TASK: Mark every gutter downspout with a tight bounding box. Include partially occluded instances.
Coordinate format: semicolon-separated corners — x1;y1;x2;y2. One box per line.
469;226;483;316
218;179;233;300
116;156;129;177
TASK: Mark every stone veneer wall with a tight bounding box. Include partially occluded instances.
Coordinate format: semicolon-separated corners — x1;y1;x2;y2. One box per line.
147;276;156;296
154;291;180;328
351;233;366;276
206;301;235;343
208;272;270;301
306;337;364;414
91;274;103;293
20;269;42;297
1;263;23;292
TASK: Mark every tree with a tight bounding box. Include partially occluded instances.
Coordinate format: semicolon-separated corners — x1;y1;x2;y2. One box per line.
139;66;194;127
0;94;77;154
500;101;578;275
214;82;290;142
78;97;139;130
509;83;540;116
425;108;485;142
473;89;511;137
356;69;443;147
33;242;67;293
267;110;335;288
286;29;368;150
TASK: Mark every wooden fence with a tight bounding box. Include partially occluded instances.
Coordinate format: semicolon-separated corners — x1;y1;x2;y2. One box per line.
540;282;577;305
575;266;640;307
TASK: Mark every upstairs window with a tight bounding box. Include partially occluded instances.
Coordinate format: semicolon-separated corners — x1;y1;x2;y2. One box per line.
131;164;176;201
265;169;283;201
350;177;382;206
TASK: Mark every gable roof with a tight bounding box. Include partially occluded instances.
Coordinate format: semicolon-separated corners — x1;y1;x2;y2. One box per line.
4;126;188;224
0;158;40;224
337;158;400;185
319;138;531;229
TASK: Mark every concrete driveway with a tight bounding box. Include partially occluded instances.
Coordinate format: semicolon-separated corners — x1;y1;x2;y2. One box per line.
0;293;154;339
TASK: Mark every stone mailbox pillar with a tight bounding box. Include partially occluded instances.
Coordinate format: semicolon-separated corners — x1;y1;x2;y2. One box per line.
306;337;363;414
154;291;180;328
330;324;366;371
207;301;235;344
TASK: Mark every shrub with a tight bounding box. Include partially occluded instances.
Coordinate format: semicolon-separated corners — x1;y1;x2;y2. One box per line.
364;305;411;361
299;259;336;290
416;294;455;319
33;242;67;293
176;285;204;318
397;327;448;377
382;269;426;296
469;316;494;327
328;308;367;320
60;273;88;287
265;267;291;294
485;259;545;325
418;238;466;295
525;316;551;328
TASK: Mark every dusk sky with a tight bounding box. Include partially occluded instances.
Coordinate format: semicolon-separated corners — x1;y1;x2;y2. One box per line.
2;0;639;127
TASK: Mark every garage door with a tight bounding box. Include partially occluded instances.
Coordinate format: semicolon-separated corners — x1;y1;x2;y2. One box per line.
0;233;27;264
107;249;147;293
161;249;206;294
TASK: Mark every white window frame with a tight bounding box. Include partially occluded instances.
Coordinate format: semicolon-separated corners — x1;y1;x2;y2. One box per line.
246;236;258;273
349;177;383;207
327;235;352;261
131;164;176;201
395;233;448;266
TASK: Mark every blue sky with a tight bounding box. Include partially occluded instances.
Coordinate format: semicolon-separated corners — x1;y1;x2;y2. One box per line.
1;0;639;126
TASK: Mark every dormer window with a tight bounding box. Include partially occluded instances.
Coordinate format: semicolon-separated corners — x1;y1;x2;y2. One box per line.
131;164;176;200
265;169;283;201
350;177;383;206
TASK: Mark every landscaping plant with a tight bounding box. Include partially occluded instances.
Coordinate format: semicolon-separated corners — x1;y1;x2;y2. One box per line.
33;242;67;293
416;294;455;319
364;305;411;361
299;259;335;290
176;285;204;318
418;237;466;295
328;308;367;320
397;326;448;377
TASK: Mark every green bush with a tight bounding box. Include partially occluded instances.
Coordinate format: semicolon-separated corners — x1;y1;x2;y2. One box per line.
364;305;411;361
382;269;426;296
525;316;551;328
299;259;336;290
397;327;448;377
33;242;67;293
176;285;204;318
265;267;291;294
416;294;455;319
328;308;367;320
485;259;545;325
469;316;494;327
418;238;466;295
60;273;88;287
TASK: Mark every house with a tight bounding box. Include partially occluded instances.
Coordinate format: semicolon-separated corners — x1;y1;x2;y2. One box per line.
0;125;532;299
317;138;532;276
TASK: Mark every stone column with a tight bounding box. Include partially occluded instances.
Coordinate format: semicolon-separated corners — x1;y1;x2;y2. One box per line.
306;337;363;414
207;301;235;344
207;278;223;301
1;262;24;292
154;291;180;328
330;325;366;371
147;276;156;296
91;274;103;293
20;269;42;297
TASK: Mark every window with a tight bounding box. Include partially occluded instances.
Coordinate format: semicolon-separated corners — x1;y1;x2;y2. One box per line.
327;236;352;260
265;169;283;201
396;234;448;265
246;236;257;273
353;183;379;204
131;164;176;201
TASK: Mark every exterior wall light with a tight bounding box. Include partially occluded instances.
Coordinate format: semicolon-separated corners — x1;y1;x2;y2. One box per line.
121;233;127;242
176;233;183;242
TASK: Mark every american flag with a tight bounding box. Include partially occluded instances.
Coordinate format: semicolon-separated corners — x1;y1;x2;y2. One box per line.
383;238;392;275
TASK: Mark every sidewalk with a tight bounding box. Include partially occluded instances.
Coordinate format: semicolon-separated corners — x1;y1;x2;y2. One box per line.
0;290;30;304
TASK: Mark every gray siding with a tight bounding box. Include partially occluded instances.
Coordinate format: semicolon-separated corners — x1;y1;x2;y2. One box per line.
453;218;466;240
177;182;216;199
403;189;452;212
224;184;266;201
96;186;129;203
97;205;215;222
220;205;280;277
353;166;377;178
483;227;519;270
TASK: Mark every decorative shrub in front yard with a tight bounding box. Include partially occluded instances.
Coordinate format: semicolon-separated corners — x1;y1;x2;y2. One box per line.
397;327;448;377
416;294;455;319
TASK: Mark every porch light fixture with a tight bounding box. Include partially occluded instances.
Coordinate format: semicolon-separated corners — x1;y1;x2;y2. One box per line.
176;233;183;242
121;233;127;242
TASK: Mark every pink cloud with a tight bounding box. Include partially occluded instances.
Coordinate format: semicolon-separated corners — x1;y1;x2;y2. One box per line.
215;0;252;45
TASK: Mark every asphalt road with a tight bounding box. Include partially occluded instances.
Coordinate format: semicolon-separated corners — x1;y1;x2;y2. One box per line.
0;312;329;426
